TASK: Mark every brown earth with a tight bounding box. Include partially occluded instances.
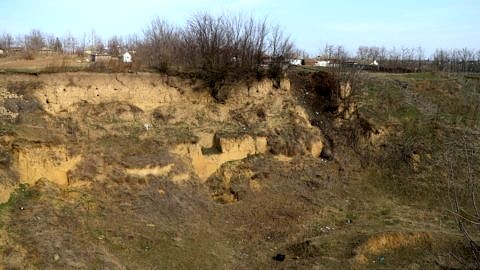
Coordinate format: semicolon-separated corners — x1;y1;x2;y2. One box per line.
0;71;472;269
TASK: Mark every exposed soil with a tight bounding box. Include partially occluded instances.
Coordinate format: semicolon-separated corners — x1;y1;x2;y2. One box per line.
0;71;475;269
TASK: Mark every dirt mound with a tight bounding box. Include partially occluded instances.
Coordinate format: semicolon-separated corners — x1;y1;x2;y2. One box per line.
268;124;324;157
207;165;255;203
352;231;433;264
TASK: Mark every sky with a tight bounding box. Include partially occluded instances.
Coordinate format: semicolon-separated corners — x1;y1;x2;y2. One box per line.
1;0;479;56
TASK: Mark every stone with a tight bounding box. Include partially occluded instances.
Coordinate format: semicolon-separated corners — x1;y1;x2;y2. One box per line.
273;253;286;262
254;137;268;154
310;139;324;158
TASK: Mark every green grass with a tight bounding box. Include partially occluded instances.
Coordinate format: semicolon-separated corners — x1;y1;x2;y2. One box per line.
0;184;35;228
356;72;480;206
0;124;15;135
396;106;421;123
0;184;33;211
400;72;443;81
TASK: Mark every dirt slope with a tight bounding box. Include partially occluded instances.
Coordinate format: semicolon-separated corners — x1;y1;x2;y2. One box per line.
0;71;474;269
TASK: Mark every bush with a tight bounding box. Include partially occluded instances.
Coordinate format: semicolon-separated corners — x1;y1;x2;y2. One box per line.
22;51;35;60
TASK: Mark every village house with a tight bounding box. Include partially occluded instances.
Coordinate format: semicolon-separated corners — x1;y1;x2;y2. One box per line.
90;53;112;62
122;52;132;63
303;58;317;66
314;59;342;68
315;60;330;67
289;59;303;66
9;47;25;54
0;48;4;55
38;47;54;55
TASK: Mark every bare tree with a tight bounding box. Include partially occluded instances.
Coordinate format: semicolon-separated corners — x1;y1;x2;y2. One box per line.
140;17;182;71
445;135;480;268
62;31;77;54
269;25;293;59
415;46;425;71
0;32;14;50
45;34;55;49
125;33;140;51
107;35;123;56
87;30;104;53
25;29;45;51
78;33;87;55
14;34;25;49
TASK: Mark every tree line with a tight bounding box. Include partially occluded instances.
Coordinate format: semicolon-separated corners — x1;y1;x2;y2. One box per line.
0;13;295;100
318;44;480;73
0;29;139;56
2;15;480;75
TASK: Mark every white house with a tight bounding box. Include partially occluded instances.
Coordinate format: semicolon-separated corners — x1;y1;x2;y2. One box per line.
289;59;303;66
122;52;132;63
0;49;4;55
370;60;379;66
315;60;330;67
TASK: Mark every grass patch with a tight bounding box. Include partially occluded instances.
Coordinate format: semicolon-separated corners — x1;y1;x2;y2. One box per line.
0;124;15;135
0;184;33;211
0;184;36;228
400;72;442;81
356;72;480;206
396;106;421;122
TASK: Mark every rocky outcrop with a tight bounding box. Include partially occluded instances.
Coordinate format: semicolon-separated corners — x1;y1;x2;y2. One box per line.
173;134;267;181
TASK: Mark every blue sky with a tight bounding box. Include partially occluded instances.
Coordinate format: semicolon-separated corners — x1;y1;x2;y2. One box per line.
1;0;479;56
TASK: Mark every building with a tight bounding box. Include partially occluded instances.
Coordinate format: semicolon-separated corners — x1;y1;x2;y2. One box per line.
9;47;24;54
0;48;4;55
38;47;53;55
122;52;132;63
301;59;316;66
313;59;343;68
315;60;330;67
90;53;112;62
289;59;303;66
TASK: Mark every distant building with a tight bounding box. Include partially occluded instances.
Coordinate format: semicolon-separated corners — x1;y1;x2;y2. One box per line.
0;48;4;55
370;60;379;66
342;61;358;68
289;59;303;66
122;52;132;63
9;47;25;54
90;53;112;62
38;47;53;55
313;59;342;68
315;60;330;67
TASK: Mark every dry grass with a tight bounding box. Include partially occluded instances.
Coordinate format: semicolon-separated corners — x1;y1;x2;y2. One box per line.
0;71;475;269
